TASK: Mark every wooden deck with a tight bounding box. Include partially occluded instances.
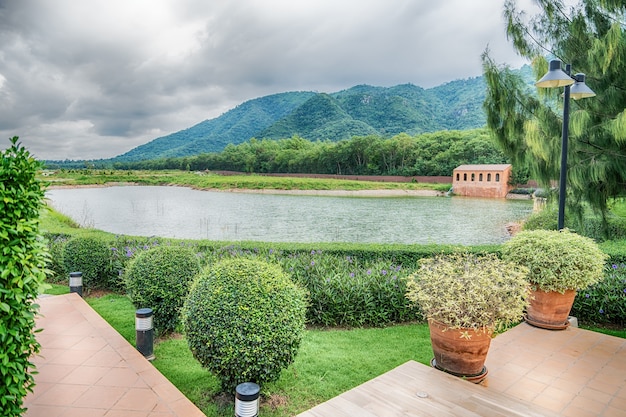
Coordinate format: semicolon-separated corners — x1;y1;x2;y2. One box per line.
297;360;556;417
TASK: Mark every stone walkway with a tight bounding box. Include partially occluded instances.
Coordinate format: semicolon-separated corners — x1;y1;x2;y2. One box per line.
24;293;205;417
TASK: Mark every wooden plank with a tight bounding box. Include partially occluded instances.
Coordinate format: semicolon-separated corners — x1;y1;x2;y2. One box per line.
297;361;558;417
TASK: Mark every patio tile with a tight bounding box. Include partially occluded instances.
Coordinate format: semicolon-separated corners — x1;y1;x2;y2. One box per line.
60;365;110;385
97;367;142;387
33;383;90;406
532;385;576;413
73;385;127;409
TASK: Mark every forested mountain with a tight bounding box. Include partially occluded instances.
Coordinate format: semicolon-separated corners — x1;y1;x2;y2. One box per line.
114;91;316;161
104;66;533;163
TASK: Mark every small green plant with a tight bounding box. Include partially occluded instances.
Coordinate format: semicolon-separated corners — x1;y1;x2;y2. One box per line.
62;235;114;290
405;253;530;333
182;258;307;392
572;263;626;326
0;137;51;416
124;245;201;335
502;229;608;293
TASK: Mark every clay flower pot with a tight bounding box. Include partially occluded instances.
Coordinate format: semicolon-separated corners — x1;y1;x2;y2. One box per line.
428;319;491;383
525;288;576;330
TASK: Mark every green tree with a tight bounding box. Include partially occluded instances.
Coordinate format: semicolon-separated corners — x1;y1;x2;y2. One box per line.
0;137;50;416
483;0;626;218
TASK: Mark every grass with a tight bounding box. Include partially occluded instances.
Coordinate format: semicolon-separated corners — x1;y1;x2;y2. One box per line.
82;292;432;417
42;169;451;192
611;198;626;217
43;283;70;295
580;325;626;339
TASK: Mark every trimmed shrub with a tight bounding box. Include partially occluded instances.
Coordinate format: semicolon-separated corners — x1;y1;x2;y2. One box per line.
0;137;50;416
572;263;626;326
125;245;201;335
502;230;607;293
62;235;114;290
183;258;307;392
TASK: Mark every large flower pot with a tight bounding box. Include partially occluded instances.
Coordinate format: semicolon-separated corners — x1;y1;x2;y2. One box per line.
427;319;491;383
525;288;576;330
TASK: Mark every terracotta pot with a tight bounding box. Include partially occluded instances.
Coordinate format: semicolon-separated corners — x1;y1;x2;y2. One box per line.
427;319;491;381
525;288;576;330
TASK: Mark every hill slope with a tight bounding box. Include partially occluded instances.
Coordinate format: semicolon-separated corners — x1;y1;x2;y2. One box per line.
111;67;532;162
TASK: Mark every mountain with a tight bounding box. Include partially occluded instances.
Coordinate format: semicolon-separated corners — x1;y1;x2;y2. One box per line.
114;91;316;162
111;66;533;162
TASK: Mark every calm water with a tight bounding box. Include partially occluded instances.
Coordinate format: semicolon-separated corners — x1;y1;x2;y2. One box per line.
45;186;533;245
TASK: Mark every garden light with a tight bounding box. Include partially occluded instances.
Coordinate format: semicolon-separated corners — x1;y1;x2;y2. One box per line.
235;382;260;417
69;271;83;297
535;59;595;230
135;308;155;361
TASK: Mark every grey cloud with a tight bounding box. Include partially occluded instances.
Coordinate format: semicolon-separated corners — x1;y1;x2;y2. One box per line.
0;0;530;160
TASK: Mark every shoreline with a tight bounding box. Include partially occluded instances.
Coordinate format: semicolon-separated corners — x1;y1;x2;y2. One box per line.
46;182;446;197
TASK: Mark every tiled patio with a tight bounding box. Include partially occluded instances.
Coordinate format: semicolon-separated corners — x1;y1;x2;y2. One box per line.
24;293;205;417
485;322;626;416
24;293;626;416
299;323;626;417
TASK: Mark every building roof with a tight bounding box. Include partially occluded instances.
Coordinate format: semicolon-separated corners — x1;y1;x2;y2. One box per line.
453;164;512;172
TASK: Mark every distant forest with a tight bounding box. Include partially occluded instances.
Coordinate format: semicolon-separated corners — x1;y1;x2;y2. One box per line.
54;129;527;182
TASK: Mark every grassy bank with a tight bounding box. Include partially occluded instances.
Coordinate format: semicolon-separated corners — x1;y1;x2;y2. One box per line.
42;169;451;192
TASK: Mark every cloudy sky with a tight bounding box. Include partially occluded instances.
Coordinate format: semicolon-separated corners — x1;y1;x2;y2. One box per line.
0;0;535;161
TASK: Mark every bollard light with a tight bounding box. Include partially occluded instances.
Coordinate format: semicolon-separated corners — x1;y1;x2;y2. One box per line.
69;272;83;297
235;382;260;417
135;308;155;361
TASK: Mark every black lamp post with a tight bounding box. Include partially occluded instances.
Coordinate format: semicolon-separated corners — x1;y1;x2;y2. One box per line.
535;59;596;230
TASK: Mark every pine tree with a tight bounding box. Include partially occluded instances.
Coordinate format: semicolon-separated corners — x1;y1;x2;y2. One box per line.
483;0;626;218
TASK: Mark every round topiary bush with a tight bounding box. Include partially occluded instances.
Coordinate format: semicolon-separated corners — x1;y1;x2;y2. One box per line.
63;235;113;290
182;258;307;392
125;245;201;335
502;229;608;293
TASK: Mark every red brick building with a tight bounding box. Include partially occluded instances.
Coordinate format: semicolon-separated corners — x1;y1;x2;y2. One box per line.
452;164;513;198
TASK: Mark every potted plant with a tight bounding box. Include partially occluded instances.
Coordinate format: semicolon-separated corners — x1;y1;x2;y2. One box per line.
502;229;608;330
406;253;530;383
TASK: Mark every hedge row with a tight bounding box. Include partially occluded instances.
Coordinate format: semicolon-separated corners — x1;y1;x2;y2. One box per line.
44;233;626;328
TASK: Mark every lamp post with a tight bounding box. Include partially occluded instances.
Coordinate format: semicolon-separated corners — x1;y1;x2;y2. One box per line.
535;59;596;230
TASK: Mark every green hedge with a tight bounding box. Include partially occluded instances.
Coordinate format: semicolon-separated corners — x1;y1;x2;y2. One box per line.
523;205;626;242
62;236;116;291
0;137;50;416
44;231;626;329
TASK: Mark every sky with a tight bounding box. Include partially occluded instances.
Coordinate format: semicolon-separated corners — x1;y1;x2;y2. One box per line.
0;0;535;161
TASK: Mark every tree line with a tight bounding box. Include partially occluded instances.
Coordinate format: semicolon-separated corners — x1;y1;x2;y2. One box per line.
105;128;524;179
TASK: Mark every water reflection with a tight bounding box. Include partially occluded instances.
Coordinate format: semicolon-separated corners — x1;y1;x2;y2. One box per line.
46;186;533;245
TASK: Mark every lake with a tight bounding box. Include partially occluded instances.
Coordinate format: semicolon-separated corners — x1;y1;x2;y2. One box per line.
45;186;533;245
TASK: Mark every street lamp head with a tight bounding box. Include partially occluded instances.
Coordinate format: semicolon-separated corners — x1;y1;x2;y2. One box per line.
569;73;596;100
535;59;575;88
